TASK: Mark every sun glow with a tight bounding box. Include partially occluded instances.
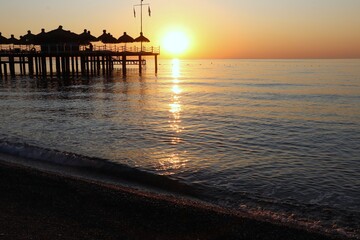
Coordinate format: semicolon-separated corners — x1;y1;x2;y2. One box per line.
162;31;190;55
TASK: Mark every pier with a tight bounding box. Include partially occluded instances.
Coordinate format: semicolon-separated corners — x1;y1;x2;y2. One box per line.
0;26;159;79
0;47;159;78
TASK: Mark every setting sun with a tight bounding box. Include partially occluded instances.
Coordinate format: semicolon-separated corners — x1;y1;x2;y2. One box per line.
162;31;190;55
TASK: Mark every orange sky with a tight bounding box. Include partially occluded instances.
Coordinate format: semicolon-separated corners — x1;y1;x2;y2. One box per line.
0;0;359;59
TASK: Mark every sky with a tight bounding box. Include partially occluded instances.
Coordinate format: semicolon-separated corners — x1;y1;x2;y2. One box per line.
0;0;360;59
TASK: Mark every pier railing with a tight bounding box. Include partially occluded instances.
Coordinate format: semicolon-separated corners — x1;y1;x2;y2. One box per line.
0;45;41;53
84;45;160;54
0;44;160;54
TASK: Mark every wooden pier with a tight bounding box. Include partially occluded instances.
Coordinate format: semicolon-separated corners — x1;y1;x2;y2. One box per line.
0;48;159;78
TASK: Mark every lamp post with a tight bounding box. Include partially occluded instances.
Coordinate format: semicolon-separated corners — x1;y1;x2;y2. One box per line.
133;0;151;52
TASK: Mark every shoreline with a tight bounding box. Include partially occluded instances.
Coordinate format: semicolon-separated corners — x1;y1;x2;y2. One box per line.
0;158;344;240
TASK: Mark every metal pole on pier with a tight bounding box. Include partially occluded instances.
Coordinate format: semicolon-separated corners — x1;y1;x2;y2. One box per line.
134;0;152;75
141;0;143;33
134;0;151;51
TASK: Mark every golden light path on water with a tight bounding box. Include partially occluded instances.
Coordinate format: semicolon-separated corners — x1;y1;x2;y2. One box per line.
158;59;187;174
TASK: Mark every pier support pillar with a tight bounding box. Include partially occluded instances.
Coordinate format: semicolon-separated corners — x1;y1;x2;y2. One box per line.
61;57;66;75
3;63;8;78
28;56;34;77
86;56;90;76
155;55;158;75
49;57;53;77
139;55;142;76
101;56;105;75
22;56;27;75
80;56;85;76
66;56;71;74
35;56;39;76
122;55;127;76
41;56;47;78
97;56;100;75
105;56;109;75
90;56;94;76
19;57;23;76
0;58;2;77
9;56;15;77
56;57;61;77
75;56;79;76
71;56;75;75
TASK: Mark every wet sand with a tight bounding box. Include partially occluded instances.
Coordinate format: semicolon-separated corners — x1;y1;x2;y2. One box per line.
0;160;340;240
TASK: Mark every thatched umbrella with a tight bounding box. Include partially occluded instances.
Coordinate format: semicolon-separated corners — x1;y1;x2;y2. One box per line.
118;32;134;51
134;32;150;52
33;26;80;53
97;30;108;42
41;25;79;43
7;35;21;45
0;32;9;44
34;28;47;45
98;30;118;44
118;32;134;43
78;29;98;45
134;32;150;43
20;30;36;45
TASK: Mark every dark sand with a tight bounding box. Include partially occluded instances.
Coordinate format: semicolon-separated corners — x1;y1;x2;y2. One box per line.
0;160;341;240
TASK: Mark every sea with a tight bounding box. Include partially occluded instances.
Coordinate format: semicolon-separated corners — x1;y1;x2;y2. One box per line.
0;59;359;238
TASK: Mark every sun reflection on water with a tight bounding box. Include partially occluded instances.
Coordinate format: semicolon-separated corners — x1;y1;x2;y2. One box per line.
169;59;183;139
157;59;188;174
172;85;182;94
158;153;188;175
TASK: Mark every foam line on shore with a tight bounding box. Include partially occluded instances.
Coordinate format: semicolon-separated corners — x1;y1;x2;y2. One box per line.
0;140;203;198
0;150;200;200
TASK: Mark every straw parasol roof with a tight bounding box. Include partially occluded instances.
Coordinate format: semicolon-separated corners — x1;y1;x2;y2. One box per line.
118;32;134;43
7;35;21;45
46;25;79;43
97;30;108;42
34;28;47;44
78;29;98;45
34;26;79;44
97;30;118;44
0;32;9;44
20;30;36;45
134;32;150;43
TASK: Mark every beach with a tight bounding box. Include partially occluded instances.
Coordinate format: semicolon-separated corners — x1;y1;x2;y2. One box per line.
0;159;340;240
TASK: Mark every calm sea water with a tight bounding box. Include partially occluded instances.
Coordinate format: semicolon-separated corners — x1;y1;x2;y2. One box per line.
1;59;359;237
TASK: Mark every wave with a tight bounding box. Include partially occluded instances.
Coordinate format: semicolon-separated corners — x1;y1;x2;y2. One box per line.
0;138;200;198
202;184;360;239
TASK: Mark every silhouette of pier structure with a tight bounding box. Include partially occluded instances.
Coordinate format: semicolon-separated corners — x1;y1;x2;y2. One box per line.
0;26;159;78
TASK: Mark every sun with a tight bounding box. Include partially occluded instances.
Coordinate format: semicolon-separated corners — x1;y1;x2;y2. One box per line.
162;31;190;55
